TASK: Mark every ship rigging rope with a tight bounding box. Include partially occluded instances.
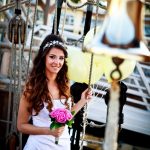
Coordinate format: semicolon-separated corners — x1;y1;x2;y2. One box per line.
0;0;28;12
54;0;58;35
7;28;15;137
26;0;38;77
11;44;17;132
17;27;23;149
79;0;99;149
9;0;31;147
5;0;31;146
7;26;23;148
18;28;23;116
23;0;31;46
22;0;31;75
61;1;67;36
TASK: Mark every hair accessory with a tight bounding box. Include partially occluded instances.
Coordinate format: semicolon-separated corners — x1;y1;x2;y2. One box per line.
43;40;67;51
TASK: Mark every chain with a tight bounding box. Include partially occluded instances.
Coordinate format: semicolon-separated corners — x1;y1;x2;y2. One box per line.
79;103;88;150
66;0;106;10
65;36;84;45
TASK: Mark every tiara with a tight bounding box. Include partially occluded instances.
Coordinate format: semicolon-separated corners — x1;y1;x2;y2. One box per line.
43;40;67;51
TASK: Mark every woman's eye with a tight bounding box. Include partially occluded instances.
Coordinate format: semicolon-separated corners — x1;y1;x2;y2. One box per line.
60;57;64;60
49;55;55;59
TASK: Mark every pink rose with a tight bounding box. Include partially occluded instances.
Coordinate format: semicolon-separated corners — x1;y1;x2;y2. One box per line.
49;108;73;124
49;108;74;145
66;110;73;121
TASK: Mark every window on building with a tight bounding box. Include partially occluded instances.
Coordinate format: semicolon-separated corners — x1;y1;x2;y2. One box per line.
36;9;44;24
60;13;74;26
65;15;74;25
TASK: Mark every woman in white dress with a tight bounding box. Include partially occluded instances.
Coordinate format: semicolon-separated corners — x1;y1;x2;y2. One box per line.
17;34;92;150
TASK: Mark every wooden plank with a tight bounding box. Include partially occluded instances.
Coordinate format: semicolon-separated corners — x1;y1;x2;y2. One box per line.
124;82;147;90
87;97;150;135
93;87;150;99
136;63;150;95
127;97;150;108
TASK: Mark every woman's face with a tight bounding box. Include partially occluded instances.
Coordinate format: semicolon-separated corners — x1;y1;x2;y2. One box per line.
45;47;65;75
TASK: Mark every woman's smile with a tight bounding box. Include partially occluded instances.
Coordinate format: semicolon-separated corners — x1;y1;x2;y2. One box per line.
45;47;65;74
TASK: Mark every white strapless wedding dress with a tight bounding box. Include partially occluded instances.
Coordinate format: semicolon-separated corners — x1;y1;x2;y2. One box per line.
23;99;71;150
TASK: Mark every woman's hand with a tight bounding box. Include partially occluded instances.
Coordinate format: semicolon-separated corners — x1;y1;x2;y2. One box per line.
71;87;93;116
81;88;93;103
49;126;65;138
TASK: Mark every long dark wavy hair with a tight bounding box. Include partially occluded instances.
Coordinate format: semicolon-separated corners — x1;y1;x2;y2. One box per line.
23;34;70;114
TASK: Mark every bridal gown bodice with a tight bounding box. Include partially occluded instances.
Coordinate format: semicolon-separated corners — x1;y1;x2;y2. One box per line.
23;99;71;150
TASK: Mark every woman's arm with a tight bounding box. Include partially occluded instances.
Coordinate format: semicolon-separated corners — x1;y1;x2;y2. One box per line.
17;95;64;137
71;88;92;116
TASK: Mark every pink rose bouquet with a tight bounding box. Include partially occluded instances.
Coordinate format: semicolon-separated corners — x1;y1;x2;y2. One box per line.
49;108;74;144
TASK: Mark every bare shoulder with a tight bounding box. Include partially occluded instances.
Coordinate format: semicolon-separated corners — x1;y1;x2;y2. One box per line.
19;93;32;113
